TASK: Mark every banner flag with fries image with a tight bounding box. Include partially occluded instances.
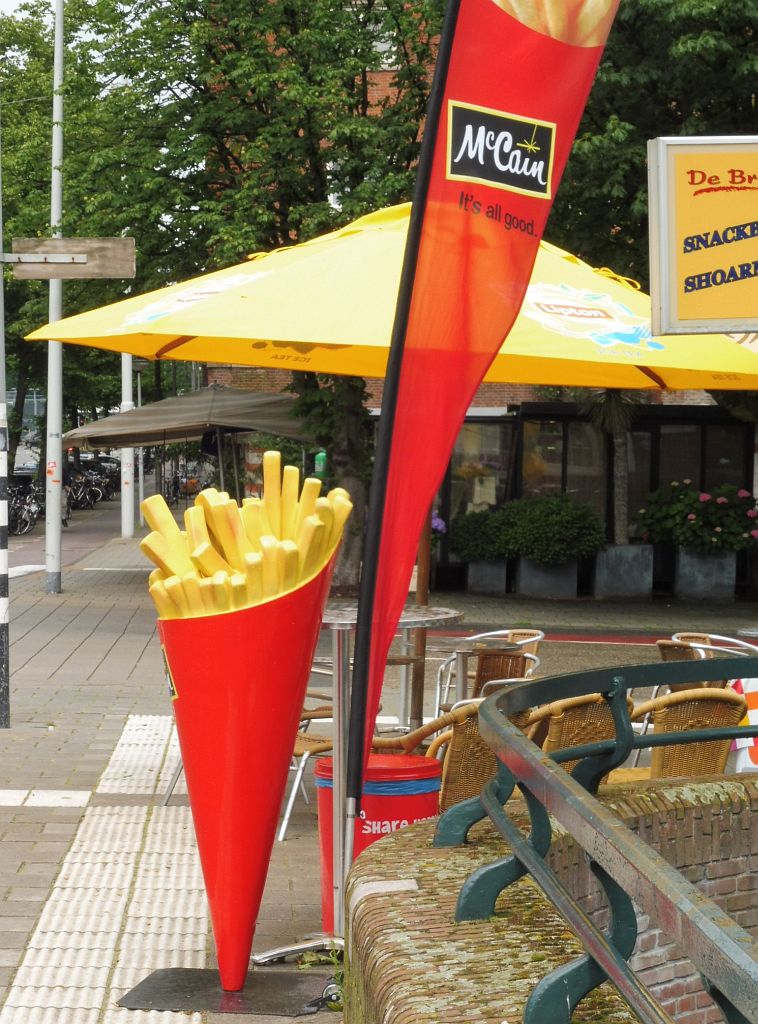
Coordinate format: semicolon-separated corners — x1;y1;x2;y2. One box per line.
140;451;351;992
349;0;620;802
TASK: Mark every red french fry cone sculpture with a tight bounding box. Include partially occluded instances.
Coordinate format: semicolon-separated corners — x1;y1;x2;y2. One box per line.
158;554;336;992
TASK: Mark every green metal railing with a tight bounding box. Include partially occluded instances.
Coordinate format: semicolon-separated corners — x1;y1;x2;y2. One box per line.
434;657;758;1024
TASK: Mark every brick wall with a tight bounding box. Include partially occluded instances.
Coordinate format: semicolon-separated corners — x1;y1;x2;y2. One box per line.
547;778;758;1023
346;777;758;1024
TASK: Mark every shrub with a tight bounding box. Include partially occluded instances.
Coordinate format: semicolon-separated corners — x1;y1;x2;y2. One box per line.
448;506;520;562
637;481;758;553
508;494;606;566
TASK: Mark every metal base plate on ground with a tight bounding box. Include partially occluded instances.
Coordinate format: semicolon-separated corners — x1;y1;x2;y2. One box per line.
117;966;334;1015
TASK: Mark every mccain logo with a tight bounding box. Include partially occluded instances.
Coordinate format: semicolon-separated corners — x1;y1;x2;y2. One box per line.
447;101;555;199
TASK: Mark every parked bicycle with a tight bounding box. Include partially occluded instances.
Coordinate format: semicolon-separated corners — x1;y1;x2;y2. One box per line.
8;485;42;536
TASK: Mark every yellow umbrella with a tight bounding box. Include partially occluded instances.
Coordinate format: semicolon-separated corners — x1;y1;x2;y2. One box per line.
26;203;758;390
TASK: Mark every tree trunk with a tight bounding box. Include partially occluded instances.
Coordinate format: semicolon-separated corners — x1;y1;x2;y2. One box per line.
330;378;369;592
612;429;629;545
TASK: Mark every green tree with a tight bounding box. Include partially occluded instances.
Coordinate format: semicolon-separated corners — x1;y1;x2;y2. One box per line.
70;0;442;586
546;0;758;285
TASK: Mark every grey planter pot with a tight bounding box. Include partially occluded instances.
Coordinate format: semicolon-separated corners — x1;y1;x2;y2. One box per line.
516;557;578;599
466;559;507;596
594;544;653;600
674;548;737;602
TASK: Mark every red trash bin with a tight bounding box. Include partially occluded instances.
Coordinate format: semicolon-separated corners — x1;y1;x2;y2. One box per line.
314;754;441;932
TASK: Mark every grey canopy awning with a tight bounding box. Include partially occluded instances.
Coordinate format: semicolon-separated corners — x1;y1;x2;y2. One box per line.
63;386;313;449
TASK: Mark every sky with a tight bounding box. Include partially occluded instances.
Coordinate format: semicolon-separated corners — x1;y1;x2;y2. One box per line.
0;0;23;14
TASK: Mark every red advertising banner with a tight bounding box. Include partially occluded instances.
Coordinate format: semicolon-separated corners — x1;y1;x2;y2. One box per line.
361;0;620;759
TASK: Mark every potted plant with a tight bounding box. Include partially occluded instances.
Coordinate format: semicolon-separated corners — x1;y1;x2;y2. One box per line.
637;481;758;600
448;505;519;594
509;494;605;599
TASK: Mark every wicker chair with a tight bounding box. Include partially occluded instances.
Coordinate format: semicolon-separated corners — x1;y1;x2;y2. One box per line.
374;702;532;812
627;687;747;778
438;645;539;712
277;693;336;841
434;629;544;713
526;692;635;774
655;639;716;692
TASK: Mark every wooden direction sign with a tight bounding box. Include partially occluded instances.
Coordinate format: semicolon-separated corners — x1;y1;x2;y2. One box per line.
11;237;136;280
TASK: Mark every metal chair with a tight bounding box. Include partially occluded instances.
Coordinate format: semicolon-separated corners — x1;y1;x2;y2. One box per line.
435;631;542;713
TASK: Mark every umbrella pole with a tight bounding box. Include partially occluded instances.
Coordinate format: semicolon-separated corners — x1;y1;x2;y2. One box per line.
216;427;226;492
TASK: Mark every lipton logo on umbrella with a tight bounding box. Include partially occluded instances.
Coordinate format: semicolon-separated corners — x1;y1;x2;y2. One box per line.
522;283;666;351
447;101;555;198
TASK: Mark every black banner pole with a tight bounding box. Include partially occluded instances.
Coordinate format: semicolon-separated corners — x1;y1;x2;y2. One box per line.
344;0;464;841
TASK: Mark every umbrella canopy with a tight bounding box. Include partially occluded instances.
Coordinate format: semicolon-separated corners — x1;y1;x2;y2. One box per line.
26;203;758;391
63;386;312;449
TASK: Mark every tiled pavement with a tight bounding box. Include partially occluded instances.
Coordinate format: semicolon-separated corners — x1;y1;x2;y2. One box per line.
3;500;758;1021
0;533;335;1023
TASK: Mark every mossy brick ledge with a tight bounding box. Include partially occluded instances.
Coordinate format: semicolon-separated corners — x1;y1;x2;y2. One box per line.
344;776;758;1024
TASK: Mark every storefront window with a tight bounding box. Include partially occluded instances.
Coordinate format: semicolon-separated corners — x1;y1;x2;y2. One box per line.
659;424;700;486
704;424;746;489
449;421;514;518
566;421;606;523
522;420;563;496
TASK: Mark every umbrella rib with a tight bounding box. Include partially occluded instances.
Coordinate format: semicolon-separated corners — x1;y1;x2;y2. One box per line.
156;336;196;358
637;365;666;389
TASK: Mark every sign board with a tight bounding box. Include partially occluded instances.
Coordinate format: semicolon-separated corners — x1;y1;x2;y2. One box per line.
11;237;136;280
648;136;758;335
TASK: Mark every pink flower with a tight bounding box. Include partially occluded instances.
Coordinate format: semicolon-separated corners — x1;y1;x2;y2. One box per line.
687;513;697;521
738;489;752;498
716;496;728;504
747;510;758;519
714;527;722;533
751;530;758;539
698;492;712;502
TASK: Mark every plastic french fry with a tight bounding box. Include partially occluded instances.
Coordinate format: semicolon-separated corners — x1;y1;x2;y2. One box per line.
198;577;216;613
314;497;334;547
191;541;234;578
328;486;351;504
298;514;326;579
206;502;247;572
240;499;269;550
182;574;207;617
165;575;191;617
327;494;353;551
149;580;178;619
280;465;300;540
230;573;248;610
142;494;184;545
263;451;282;538
259;535;282;597
244;552;263;604
295;478;322;540
223;500;257;565
185;505;214;551
141;530;195;579
195;488;223;544
211;571;233;612
148;568;165;588
280;540;299;590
